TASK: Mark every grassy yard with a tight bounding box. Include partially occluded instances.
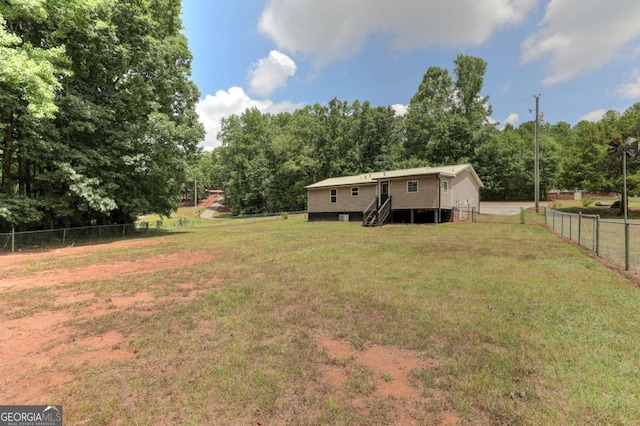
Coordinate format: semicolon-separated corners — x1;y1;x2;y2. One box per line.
137;206;218;228
4;216;640;425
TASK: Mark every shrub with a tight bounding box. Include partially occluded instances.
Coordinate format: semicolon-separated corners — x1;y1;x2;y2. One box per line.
579;198;595;207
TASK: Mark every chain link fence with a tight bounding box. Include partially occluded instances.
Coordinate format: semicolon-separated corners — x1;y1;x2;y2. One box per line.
0;224;153;253
452;207;472;222
232;211;307;221
137;217;212;229
546;208;640;270
2;212;308;253
471;207;526;224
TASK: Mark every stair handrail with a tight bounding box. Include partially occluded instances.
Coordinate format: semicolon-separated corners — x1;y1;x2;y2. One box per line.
377;196;392;226
363;196;378;226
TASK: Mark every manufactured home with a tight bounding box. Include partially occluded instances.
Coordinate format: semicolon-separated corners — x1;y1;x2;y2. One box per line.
305;164;483;225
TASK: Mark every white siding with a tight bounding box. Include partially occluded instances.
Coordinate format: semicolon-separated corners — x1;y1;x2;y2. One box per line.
440;176;454;209
452;170;480;210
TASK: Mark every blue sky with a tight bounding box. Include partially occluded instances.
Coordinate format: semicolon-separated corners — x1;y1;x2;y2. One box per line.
181;0;640;150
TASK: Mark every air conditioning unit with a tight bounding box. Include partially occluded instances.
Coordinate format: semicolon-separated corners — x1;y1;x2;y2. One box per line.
338;214;349;222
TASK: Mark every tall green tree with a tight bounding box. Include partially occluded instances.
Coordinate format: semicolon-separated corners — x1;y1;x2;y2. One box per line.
218;108;274;214
0;0;73;226
0;0;203;231
405;66;454;161
405;55;495;166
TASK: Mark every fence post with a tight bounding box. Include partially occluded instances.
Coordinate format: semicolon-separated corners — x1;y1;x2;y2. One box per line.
122;224;126;238
552;210;555;230
11;226;15;253
595;215;600;256
520;207;525;224
63;228;66;245
625;222;630;271
578;212;582;247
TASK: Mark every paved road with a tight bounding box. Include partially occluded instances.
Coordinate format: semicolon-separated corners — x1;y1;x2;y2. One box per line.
479;201;548;216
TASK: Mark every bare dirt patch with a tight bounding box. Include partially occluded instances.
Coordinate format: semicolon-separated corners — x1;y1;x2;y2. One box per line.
0;236;170;269
316;335;460;425
0;239;219;406
1;310;78;404
198;193;221;209
0;250;215;291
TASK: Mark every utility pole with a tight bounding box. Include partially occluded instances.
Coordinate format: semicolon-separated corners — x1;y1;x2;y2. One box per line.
534;94;541;214
621;137;637;270
608;136;638;270
623;145;629;270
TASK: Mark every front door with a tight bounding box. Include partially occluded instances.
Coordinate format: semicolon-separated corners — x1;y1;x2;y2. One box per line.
380;181;389;206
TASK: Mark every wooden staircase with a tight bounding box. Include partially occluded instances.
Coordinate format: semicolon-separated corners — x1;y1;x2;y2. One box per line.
364;210;377;226
363;196;391;227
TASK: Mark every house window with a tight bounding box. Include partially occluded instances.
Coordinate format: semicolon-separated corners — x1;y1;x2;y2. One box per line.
443;181;448;192
351;187;359;197
407;181;418;193
330;189;337;203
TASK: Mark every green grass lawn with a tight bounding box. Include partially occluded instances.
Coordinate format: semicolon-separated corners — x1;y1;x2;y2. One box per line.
6;217;640;424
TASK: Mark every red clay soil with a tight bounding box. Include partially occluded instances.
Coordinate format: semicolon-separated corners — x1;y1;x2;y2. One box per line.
0;250;213;291
316;336;460;425
0;238;215;405
180;191;224;209
1;238;457;423
200;193;232;214
197;193;220;208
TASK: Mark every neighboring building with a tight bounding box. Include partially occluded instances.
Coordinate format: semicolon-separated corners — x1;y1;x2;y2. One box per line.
305;164;483;225
547;189;616;201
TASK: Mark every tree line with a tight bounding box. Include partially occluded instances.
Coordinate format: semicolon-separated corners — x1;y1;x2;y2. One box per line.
3;1;639;232
0;0;203;232
211;54;640;215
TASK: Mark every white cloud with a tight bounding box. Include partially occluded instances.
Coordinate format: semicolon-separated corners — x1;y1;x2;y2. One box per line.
248;50;297;97
521;1;640;85
258;0;536;66
390;104;408;116
195;50;301;150
617;69;640;99
504;112;519;125
579;109;607;122
196;87;303;150
492;112;519;128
